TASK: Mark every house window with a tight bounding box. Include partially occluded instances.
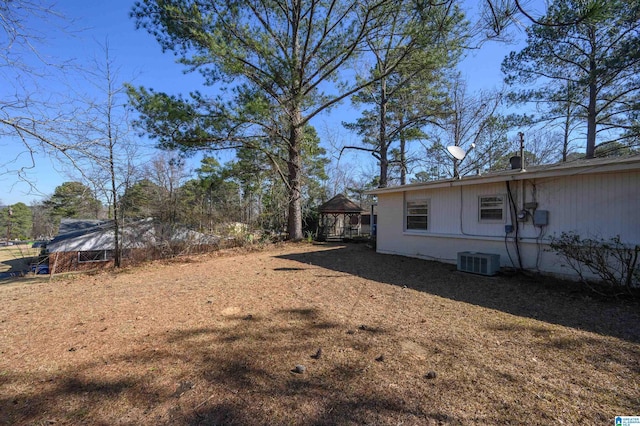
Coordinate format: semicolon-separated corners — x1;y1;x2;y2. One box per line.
78;250;114;263
479;195;506;222
406;199;429;231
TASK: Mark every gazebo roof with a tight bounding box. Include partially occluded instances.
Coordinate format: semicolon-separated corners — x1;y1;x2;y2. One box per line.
318;194;364;214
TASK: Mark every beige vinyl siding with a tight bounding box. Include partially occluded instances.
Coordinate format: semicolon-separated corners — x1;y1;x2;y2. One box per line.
374;168;639;279
535;170;639;241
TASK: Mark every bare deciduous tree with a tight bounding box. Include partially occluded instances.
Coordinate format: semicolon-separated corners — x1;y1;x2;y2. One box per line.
0;1;104;194
70;42;140;268
421;77;509;179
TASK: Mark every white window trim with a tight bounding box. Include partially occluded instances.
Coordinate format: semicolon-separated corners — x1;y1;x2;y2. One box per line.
78;250;114;263
478;194;506;223
405;198;430;232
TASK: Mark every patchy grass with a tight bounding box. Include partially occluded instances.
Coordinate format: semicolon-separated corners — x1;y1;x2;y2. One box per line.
0;244;40;273
0;242;638;425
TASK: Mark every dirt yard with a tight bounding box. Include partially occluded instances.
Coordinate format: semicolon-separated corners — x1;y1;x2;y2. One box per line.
0;242;638;425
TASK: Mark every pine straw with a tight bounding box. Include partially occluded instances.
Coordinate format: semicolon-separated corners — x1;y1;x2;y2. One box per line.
0;242;638;425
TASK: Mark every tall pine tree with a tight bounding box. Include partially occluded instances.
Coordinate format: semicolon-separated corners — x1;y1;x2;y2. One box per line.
128;0;463;238
342;1;466;187
502;0;640;158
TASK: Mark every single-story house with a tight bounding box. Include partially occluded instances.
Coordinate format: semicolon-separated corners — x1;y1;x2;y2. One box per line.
46;218;218;273
367;155;640;280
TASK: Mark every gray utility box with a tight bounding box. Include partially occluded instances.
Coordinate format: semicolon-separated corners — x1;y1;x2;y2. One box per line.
533;210;549;227
457;252;500;276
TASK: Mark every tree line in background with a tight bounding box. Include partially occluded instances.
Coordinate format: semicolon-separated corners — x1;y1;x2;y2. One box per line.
1;0;639;248
0;133;330;241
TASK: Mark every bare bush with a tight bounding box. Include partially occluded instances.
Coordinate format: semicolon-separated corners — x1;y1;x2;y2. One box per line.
549;232;640;295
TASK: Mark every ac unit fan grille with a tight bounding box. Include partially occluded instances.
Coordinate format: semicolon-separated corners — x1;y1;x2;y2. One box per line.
456;252;500;276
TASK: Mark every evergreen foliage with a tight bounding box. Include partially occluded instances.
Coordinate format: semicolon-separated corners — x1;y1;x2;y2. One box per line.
502;0;640;158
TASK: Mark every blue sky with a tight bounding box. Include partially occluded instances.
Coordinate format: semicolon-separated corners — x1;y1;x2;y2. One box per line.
0;0;527;206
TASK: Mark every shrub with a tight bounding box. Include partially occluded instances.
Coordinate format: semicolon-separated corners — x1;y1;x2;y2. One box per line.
549;232;639;295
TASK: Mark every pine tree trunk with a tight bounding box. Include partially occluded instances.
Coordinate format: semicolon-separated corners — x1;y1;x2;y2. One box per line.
586;81;597;158
586;29;597;159
287;108;303;241
379;77;388;188
399;128;406;186
562;81;572;162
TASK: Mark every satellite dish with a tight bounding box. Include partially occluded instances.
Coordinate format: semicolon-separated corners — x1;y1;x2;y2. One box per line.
447;145;466;160
446;143;476;161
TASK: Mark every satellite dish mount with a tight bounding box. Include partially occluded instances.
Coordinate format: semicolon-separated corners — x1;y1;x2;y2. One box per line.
446;143;475;178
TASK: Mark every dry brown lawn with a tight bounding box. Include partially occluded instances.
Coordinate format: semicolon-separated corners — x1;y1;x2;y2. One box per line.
0;242;638;425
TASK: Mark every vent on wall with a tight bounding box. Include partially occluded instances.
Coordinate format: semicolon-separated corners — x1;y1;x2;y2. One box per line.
457;252;500;276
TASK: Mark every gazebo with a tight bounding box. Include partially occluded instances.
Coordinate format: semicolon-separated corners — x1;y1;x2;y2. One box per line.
317;194;365;241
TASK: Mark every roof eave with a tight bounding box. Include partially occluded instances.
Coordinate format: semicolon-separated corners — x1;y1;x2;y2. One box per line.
367;157;640;195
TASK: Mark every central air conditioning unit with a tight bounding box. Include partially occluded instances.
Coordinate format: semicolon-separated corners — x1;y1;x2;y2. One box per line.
457;252;500;276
